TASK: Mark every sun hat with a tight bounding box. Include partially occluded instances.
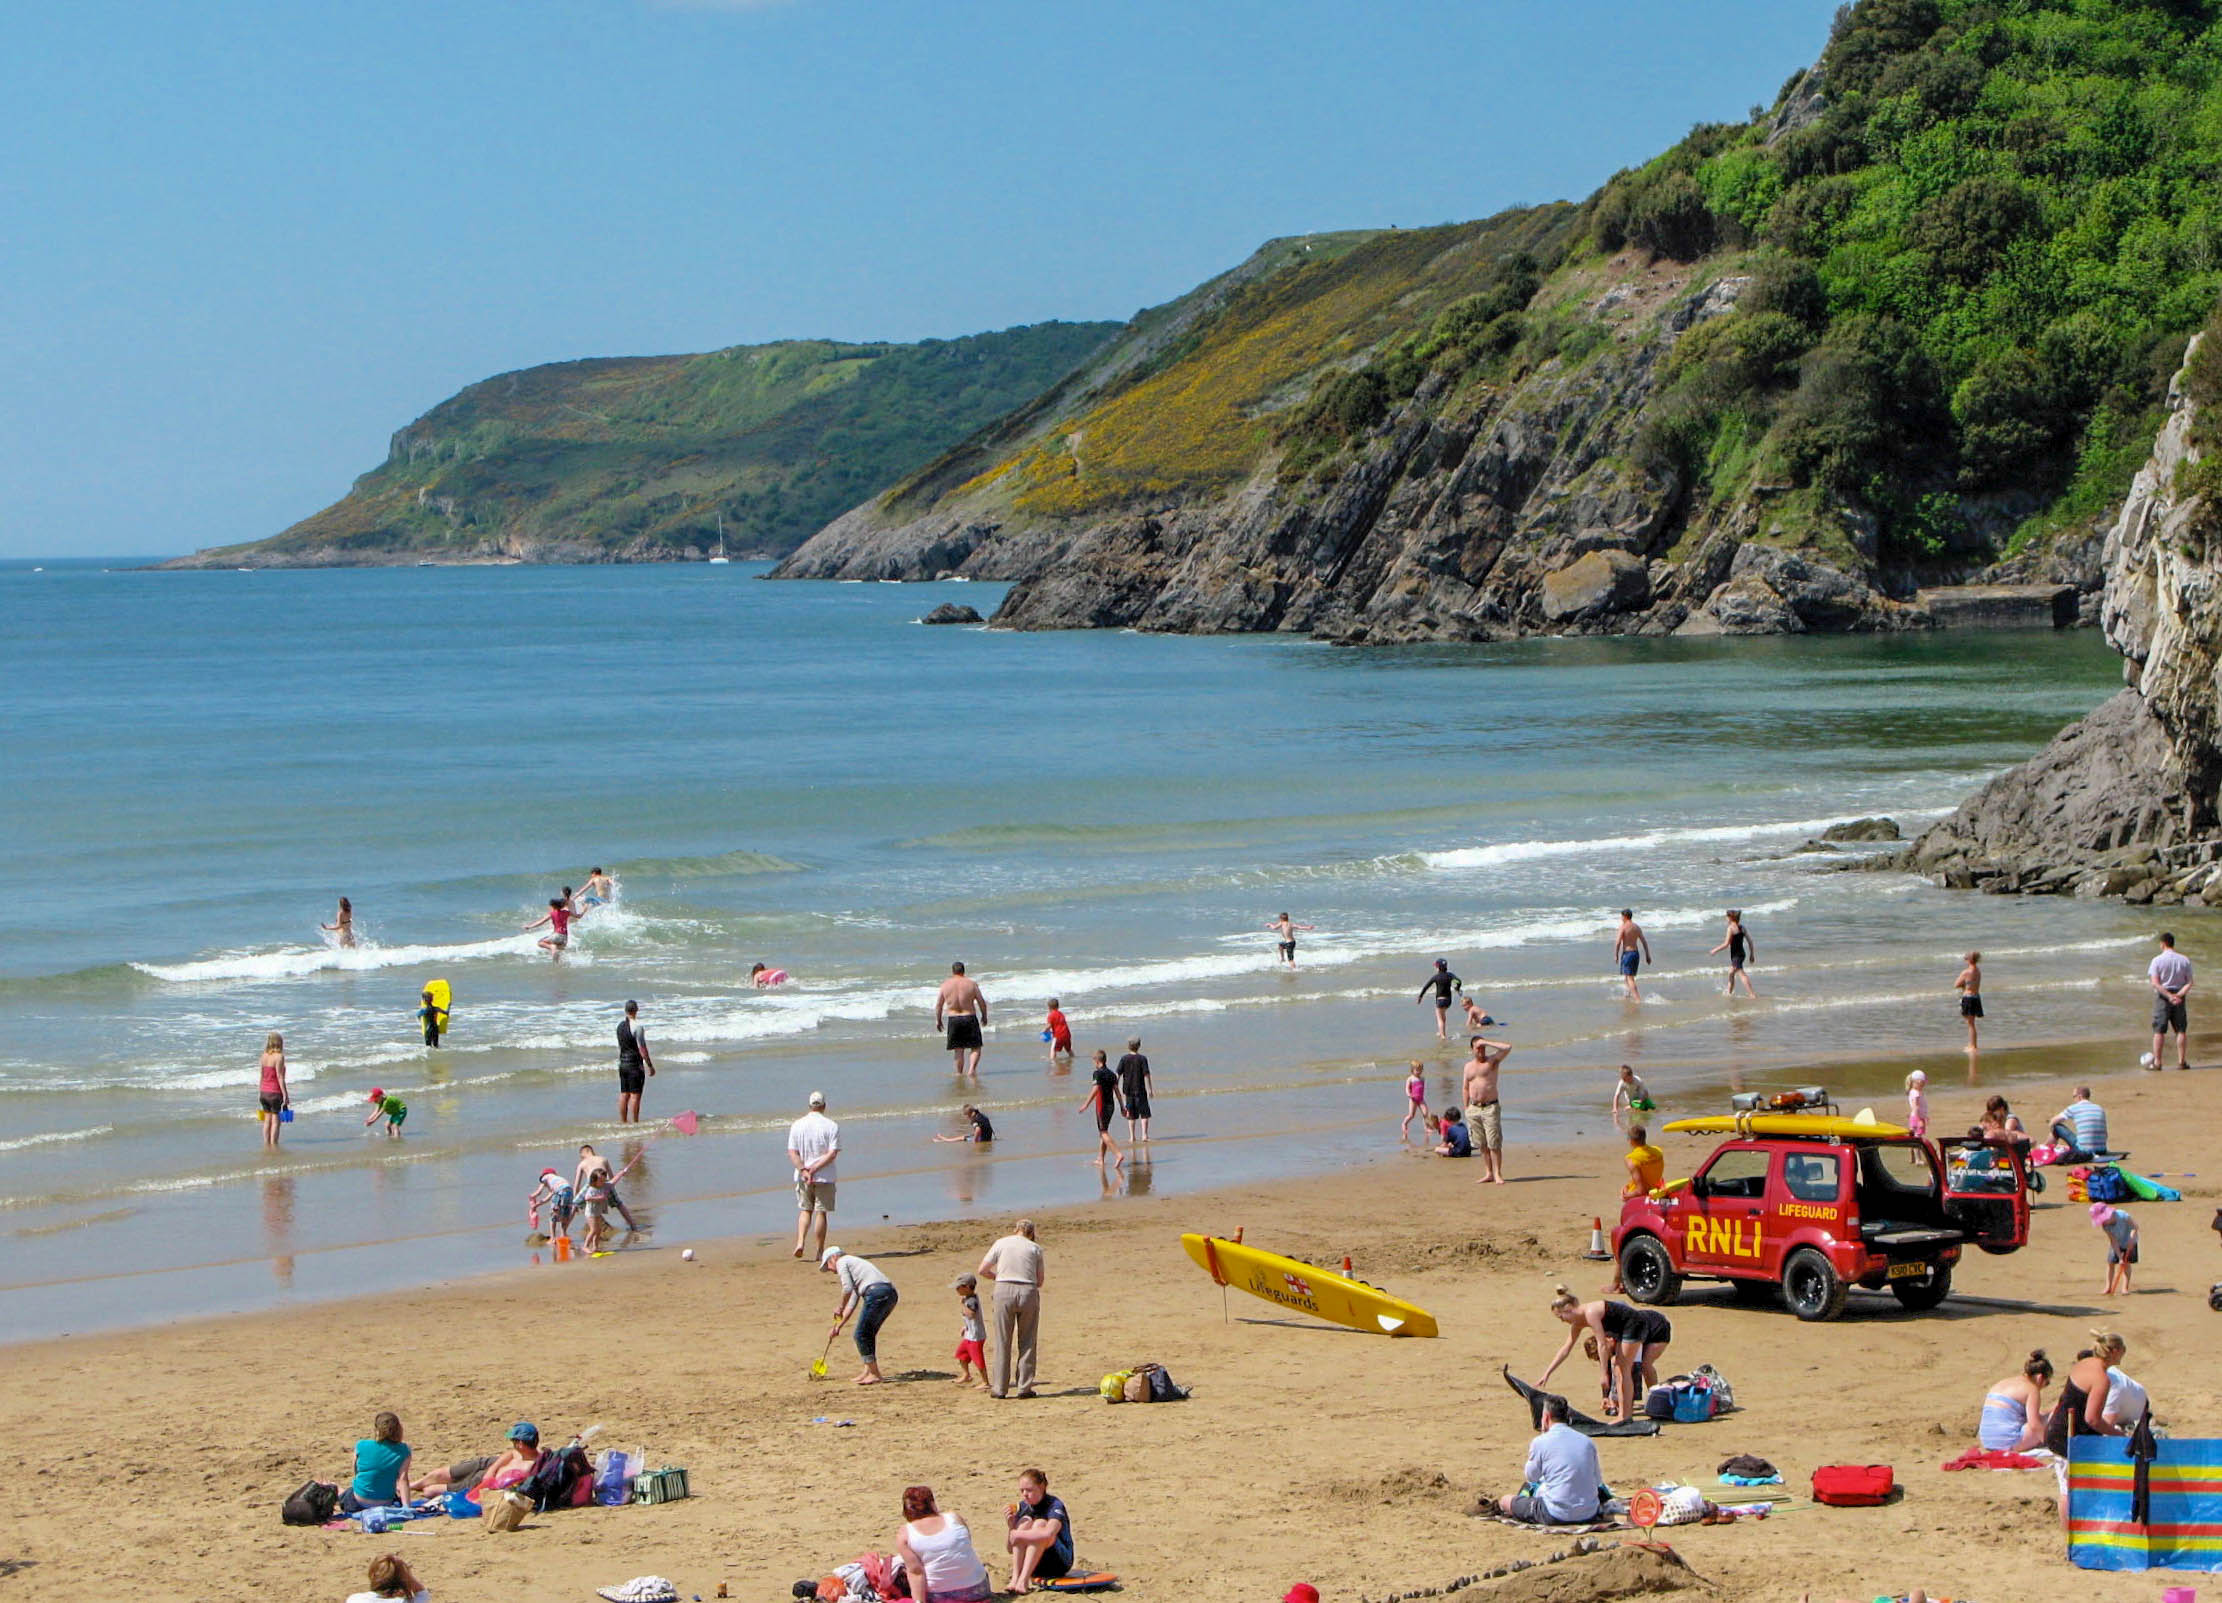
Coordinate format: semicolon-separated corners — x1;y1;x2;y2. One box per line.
368;1088;384;1101
2090;1202;2117;1225
509;1421;538;1443
820;1245;843;1267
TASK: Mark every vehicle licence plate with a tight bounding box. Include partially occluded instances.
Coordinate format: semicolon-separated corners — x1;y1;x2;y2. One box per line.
1887;1260;1929;1280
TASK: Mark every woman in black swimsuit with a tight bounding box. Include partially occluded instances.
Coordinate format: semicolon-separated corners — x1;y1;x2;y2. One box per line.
1533;1286;1673;1421
1709;910;1757;998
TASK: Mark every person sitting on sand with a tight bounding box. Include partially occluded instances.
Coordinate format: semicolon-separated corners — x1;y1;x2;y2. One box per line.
1978;1350;2051;1452
1493;1393;1603;1525
1977;1095;2030;1147
1434;1106;1471;1158
896;1484;995;1603
1004;1468;1075;1592
339;1411;413;1514
1535;1286;1671;1422
346;1553;429;1603
410;1422;542;1499
2100;1336;2150;1430
2045;1339;2122;1454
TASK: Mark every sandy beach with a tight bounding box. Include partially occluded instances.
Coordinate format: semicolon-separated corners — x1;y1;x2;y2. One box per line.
6;1047;2220;1603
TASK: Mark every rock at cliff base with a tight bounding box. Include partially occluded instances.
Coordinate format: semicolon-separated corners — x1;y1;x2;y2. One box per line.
919;602;984;625
1821;816;1901;842
1540;550;1650;623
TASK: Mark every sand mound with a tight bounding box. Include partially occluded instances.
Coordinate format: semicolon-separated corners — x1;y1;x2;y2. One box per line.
1319;1466;1459;1505
1482;1545;1709;1603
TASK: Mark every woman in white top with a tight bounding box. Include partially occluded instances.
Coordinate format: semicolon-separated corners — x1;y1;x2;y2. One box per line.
896;1484;993;1603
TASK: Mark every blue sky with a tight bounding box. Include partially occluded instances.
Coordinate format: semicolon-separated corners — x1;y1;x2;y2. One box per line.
1;0;1835;559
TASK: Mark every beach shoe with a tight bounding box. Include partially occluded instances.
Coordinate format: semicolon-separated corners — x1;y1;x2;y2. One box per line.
598;1578;681;1603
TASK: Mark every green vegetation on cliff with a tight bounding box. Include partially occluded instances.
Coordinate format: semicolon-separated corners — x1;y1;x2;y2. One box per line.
175;323;1116;565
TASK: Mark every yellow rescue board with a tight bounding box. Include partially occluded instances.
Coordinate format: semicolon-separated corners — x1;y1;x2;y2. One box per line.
424;978;451;1020
1180;1234;1438;1338
1662;1113;1911;1139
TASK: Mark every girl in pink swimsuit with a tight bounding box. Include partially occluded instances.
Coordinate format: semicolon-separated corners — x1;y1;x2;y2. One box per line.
1400;1061;1430;1144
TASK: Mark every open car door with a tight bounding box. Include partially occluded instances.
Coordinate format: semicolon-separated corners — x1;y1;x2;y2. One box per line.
1940;1135;2029;1254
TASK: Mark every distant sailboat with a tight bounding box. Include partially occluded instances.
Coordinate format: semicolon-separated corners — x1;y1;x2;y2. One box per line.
709;511;731;565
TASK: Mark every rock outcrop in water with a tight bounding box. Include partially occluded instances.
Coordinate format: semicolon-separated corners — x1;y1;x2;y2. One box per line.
1900;336;2222;902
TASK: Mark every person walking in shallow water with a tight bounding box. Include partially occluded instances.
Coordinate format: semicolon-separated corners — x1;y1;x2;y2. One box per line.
937;962;987;1080
321;897;354;948
1709;909;1757;997
1266;912;1314;967
1612;910;1652;1001
1417;959;1463;1040
1956;951;1983;1051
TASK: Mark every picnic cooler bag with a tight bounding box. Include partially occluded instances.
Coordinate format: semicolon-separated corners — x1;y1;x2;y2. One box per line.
1812;1464;1894;1506
633;1465;691;1505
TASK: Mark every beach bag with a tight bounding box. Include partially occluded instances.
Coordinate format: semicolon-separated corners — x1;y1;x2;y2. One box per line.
445;1489;481;1519
633;1466;690;1505
521;1443;592;1511
1147;1364;1188;1402
1657;1485;1709;1525
1121;1372;1151;1403
281;1479;338;1526
2087;1166;2131;1203
1691;1364;1734;1411
1671;1384;1718;1424
1644;1383;1677;1421
1812;1464;1894;1506
483;1490;532;1532
1099;1370;1134;1403
594;1448;637;1506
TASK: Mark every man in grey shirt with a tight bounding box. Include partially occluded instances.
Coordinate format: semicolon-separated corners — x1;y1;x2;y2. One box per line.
1494;1395;1603;1524
2150;931;2194;1071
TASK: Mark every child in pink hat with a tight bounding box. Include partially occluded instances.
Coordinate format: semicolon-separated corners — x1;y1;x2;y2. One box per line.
2091;1202;2138;1296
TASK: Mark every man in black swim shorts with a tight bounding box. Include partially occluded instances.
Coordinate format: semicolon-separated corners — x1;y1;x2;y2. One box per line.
616;998;653;1124
936;961;987;1079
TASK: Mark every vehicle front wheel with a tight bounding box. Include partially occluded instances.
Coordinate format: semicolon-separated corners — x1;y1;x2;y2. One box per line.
1890;1261;1953;1310
1782;1247;1848;1322
1618;1235;1683;1306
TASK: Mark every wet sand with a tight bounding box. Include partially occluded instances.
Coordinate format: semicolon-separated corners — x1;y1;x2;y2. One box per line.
5;1046;2219;1602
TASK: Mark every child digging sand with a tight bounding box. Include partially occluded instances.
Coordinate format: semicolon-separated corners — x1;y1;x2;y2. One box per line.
364;1087;407;1139
2093;1202;2138;1295
952;1274;989;1389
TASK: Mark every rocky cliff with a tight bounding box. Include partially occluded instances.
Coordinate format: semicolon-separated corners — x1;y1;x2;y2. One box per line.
161;323;1117;568
777;0;2222;641
1901;330;2222;902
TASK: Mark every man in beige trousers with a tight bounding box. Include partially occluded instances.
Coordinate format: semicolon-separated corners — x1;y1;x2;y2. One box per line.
977;1218;1045;1399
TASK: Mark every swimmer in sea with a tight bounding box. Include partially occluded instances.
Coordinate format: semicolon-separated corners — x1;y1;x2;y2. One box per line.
933;1105;996;1144
579;867;615;909
1265;912;1315;968
524;897;572;955
1460;995;1497;1032
750;962;789;987
321;896;355;948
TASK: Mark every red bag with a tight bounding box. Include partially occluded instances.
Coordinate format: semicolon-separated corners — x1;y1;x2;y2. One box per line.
1811;1464;1894;1506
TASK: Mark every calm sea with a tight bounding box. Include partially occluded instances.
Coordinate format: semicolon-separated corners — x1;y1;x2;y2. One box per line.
0;559;2173;1337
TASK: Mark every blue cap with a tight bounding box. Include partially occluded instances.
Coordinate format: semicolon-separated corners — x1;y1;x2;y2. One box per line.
509;1421;538;1443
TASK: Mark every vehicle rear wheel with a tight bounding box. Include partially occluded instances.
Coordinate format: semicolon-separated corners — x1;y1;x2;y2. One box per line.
1891;1261;1952;1310
1618;1235;1683;1306
1782;1248;1847;1322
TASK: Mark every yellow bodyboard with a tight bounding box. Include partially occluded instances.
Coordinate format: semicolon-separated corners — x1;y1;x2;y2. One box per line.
1180;1234;1437;1337
423;978;451;1023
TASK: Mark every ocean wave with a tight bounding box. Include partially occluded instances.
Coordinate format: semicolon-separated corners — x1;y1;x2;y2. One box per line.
606;849;803;879
1421;817;1864;870
0;1123;115;1154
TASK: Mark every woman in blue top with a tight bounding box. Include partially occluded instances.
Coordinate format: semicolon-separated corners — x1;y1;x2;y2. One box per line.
340;1411;413;1513
1005;1467;1073;1591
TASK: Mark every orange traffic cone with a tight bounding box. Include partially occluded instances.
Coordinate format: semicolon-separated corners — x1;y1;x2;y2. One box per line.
1583;1218;1611;1260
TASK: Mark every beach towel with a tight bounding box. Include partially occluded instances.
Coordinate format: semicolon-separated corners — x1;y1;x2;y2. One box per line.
1473;1511;1629;1533
1943;1447;2046;1472
1501;1365;1661;1438
2116;1165;2183;1202
2068;1433;2222;1571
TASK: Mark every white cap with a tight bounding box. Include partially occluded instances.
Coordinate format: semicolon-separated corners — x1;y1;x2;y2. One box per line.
819;1245;842;1267
807;1090;826;1109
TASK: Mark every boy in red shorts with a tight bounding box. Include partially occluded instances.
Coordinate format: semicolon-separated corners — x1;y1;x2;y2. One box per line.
952;1273;989;1389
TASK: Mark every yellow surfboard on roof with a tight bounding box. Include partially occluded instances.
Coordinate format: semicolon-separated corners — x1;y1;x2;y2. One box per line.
1180;1233;1437;1337
1662;1112;1911;1140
